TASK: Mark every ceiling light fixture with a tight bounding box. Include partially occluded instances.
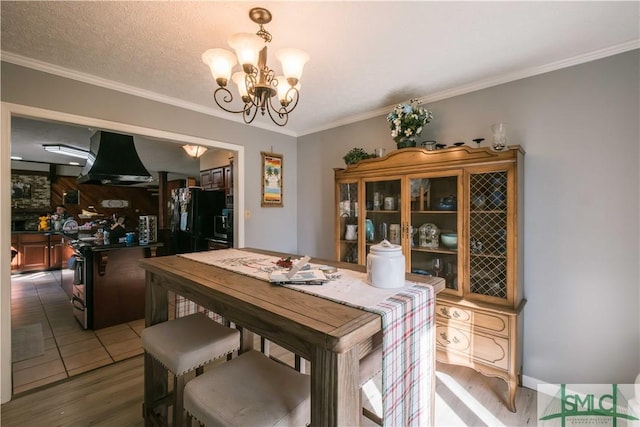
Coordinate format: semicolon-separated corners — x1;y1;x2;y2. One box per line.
201;7;310;127
10;156;22;160
182;144;208;158
43;144;89;159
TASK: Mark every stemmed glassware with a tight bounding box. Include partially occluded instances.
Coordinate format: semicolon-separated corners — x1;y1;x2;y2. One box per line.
433;257;443;277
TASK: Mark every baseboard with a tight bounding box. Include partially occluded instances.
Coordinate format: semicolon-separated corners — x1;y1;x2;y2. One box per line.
522;374;548;391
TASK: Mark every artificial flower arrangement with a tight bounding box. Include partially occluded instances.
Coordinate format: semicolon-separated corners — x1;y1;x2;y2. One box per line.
387;99;433;148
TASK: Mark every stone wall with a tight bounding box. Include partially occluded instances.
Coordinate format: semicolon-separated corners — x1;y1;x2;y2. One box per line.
11;171;50;209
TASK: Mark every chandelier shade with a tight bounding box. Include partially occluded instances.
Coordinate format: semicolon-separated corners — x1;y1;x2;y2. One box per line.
201;7;309;127
202;48;237;86
275;48;310;84
228;33;265;71
182;144;208;158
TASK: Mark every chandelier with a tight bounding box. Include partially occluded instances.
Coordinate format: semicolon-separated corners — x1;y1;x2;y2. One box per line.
201;7;310;127
182;144;208;158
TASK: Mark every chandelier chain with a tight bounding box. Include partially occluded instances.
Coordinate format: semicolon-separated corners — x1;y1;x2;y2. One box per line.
256;24;272;43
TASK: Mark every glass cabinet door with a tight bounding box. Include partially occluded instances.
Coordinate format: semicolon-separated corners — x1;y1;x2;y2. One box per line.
468;170;508;301
364;178;402;260
337;181;359;264
409;173;462;294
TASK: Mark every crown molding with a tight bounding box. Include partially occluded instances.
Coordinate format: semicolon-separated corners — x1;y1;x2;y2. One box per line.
3;38;638;139
298;39;640;136
0;51;297;138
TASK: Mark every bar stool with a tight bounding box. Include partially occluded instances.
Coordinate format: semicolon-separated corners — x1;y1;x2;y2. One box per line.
184;350;310;427
142;312;241;427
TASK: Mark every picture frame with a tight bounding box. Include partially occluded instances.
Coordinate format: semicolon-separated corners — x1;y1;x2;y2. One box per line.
63;189;79;205
261;151;283;207
11;181;31;199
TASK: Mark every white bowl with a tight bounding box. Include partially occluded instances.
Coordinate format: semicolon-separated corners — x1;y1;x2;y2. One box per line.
440;233;457;249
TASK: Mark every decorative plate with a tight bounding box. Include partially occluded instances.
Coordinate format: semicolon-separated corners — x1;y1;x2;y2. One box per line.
62;219;79;233
410;178;430;198
101;199;129;208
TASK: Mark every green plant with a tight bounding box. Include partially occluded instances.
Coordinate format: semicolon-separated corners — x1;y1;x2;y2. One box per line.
343;147;375;165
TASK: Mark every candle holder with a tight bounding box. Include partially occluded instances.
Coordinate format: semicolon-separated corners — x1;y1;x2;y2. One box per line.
491;123;507;151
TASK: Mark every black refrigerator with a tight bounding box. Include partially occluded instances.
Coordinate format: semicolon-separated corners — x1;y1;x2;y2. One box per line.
170;187;226;253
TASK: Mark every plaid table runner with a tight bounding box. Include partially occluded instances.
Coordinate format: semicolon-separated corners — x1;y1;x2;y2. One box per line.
179;249;436;426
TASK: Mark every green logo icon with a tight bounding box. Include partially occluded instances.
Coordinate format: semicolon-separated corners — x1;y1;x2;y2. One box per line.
539;384;639;426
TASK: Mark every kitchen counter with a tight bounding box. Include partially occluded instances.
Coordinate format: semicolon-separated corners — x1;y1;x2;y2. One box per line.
77;240;163;253
67;240;163;330
11;230;60;235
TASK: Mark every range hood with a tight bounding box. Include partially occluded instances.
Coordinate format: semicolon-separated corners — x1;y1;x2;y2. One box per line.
77;131;153;185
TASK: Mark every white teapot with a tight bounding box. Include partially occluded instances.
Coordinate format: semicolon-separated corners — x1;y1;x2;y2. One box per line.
367;240;405;289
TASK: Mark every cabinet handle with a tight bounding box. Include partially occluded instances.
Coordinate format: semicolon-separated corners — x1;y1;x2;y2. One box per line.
439;307;461;319
439;332;460;345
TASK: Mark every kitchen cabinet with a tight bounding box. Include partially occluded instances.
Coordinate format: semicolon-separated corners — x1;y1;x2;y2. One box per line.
48;234;64;269
11;234;19;271
200;164;232;192
12;233;71;272
200;167;225;190
334;146;525;412
18;233;49;271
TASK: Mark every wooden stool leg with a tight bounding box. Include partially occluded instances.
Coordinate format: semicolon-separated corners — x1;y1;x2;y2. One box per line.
295;355;307;373
261;337;270;356
174;375;185;427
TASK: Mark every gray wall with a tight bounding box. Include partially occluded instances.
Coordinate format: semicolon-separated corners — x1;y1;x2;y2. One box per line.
1;62;299;254
2;50;638;388
298;50;640;385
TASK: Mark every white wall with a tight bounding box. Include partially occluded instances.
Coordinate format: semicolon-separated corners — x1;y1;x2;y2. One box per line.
200;149;234;170
1;50;638;400
298;50;640;385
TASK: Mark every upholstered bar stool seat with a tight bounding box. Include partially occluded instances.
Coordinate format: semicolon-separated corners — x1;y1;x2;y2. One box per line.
184;350;310;427
142;313;241;427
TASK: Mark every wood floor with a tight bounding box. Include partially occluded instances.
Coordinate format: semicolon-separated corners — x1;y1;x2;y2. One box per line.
10;271;145;394
1;346;538;426
6;271;538;426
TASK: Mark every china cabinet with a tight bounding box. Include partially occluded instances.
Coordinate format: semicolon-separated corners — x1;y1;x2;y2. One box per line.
334;146;525;411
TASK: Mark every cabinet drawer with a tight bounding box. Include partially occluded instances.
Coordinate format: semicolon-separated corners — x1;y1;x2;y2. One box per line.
436;302;509;337
435;322;509;371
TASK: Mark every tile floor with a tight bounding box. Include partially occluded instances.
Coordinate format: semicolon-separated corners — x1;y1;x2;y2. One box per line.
11;270;145;395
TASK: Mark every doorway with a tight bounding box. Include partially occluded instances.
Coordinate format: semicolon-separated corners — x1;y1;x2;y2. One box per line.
1;102;246;402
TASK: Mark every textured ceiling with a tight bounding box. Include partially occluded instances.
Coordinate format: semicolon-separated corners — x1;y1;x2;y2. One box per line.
1;1;639;168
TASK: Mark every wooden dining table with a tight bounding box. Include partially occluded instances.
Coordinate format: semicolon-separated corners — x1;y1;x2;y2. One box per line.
139;248;444;427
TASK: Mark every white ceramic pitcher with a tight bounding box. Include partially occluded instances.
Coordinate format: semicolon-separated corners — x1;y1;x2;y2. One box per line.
345;224;357;241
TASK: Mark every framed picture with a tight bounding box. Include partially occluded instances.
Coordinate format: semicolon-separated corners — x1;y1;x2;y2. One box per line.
261;152;283;207
63;189;79;205
11;180;31;199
